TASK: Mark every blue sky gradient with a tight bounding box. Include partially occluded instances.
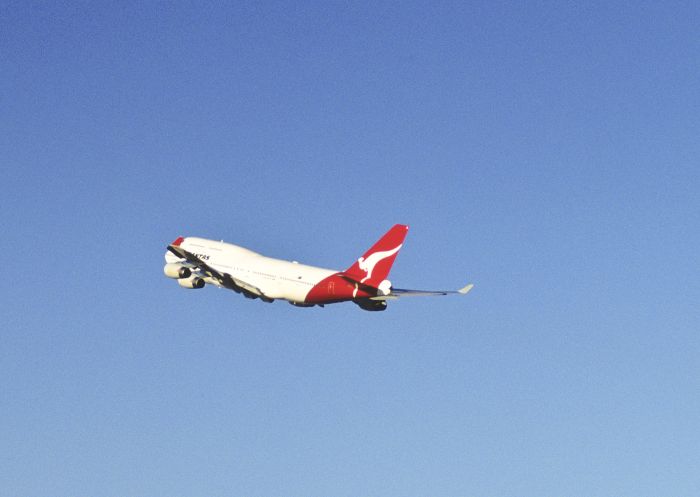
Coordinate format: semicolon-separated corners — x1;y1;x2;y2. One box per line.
2;1;700;495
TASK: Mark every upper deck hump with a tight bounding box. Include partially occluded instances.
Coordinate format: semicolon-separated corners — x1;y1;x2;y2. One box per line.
182;237;262;258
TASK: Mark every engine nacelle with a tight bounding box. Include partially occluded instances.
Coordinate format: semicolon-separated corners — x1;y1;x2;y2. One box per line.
377;279;392;296
178;276;205;289
355;299;387;311
164;263;192;279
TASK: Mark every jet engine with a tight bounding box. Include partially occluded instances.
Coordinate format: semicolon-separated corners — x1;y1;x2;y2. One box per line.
178;276;205;289
164;263;192;279
354;299;388;311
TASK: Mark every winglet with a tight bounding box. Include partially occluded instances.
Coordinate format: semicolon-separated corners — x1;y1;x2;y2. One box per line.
458;283;474;295
171;236;185;247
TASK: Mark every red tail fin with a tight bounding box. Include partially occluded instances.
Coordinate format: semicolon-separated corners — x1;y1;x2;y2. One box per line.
344;224;408;287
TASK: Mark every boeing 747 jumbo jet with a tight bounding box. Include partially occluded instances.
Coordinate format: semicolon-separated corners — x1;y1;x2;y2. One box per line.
163;224;473;311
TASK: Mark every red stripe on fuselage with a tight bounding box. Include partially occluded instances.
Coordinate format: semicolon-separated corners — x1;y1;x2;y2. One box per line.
305;273;373;304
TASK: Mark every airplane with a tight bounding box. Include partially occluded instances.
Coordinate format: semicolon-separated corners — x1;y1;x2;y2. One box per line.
163;224;473;311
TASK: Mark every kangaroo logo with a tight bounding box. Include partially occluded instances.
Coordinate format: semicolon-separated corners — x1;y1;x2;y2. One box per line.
357;244;402;284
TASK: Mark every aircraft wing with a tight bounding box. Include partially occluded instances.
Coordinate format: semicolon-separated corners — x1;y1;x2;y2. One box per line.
167;244;270;300
370;283;474;301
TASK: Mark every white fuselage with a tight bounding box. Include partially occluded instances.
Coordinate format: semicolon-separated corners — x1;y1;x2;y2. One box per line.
164;237;337;303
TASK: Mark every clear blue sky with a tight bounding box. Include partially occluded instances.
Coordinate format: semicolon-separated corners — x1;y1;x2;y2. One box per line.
2;1;699;495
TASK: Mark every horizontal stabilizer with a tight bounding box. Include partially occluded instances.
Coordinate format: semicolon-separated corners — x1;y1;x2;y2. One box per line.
370;282;474;300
